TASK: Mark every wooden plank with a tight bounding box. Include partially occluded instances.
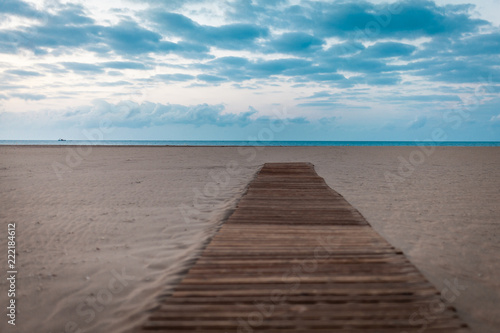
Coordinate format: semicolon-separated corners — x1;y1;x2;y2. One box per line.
141;163;470;332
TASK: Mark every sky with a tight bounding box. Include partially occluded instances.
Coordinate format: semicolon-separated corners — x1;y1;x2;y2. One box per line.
0;0;499;141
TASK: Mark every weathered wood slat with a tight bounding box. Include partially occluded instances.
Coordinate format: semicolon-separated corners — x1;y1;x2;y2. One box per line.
141;163;470;332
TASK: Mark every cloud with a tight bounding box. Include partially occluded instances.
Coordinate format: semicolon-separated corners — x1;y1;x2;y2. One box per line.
133;0;207;10
16;7;99;52
362;42;416;58
202;57;253;81
297;101;340;108
319;116;337;126
305;73;346;82
344;73;401;86
101;21;169;55
405;58;500;84
148;11;268;50
101;61;148;70
0;5;210;58
209;56;250;67
198;57;319;83
205;23;268;50
197;74;227;83
336;57;390;74
450;32;500;56
0;84;28;90
98;81;133;87
46;3;94;26
324;41;365;56
297;91;335;99
1;0;496;88
37;63;68;74
225;0;289;22
267;32;324;54
310;0;488;39
0;99;318;130
0;0;42;19
154;74;195;82
249;58;312;76
389;94;462;102
11;93;46;101
4;69;43;76
62;62;104;73
408;116;427;129
0;100;308;129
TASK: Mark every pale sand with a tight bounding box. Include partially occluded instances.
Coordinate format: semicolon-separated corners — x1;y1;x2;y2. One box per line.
0;146;499;333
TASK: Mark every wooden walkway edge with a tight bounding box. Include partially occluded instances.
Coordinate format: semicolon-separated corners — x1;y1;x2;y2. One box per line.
141;162;470;332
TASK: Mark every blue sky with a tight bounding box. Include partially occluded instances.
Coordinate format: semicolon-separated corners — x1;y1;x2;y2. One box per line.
0;0;499;141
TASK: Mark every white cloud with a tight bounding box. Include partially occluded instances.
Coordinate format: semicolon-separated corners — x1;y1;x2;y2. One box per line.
489;114;500;122
0;99;298;129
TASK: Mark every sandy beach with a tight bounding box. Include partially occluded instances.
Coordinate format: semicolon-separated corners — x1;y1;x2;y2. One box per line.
0;145;499;333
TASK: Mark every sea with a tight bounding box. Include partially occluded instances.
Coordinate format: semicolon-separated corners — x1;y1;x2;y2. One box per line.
0;140;499;146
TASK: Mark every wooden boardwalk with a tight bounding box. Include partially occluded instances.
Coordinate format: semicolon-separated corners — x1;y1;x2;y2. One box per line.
142;163;470;332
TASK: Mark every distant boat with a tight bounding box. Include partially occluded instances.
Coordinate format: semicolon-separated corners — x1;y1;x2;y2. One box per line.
58;138;66;141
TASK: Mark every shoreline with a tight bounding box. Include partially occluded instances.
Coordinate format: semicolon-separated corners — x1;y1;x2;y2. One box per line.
1;144;500;148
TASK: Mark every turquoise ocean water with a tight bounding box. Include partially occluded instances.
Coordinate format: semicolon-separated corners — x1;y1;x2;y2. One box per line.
1;140;499;146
